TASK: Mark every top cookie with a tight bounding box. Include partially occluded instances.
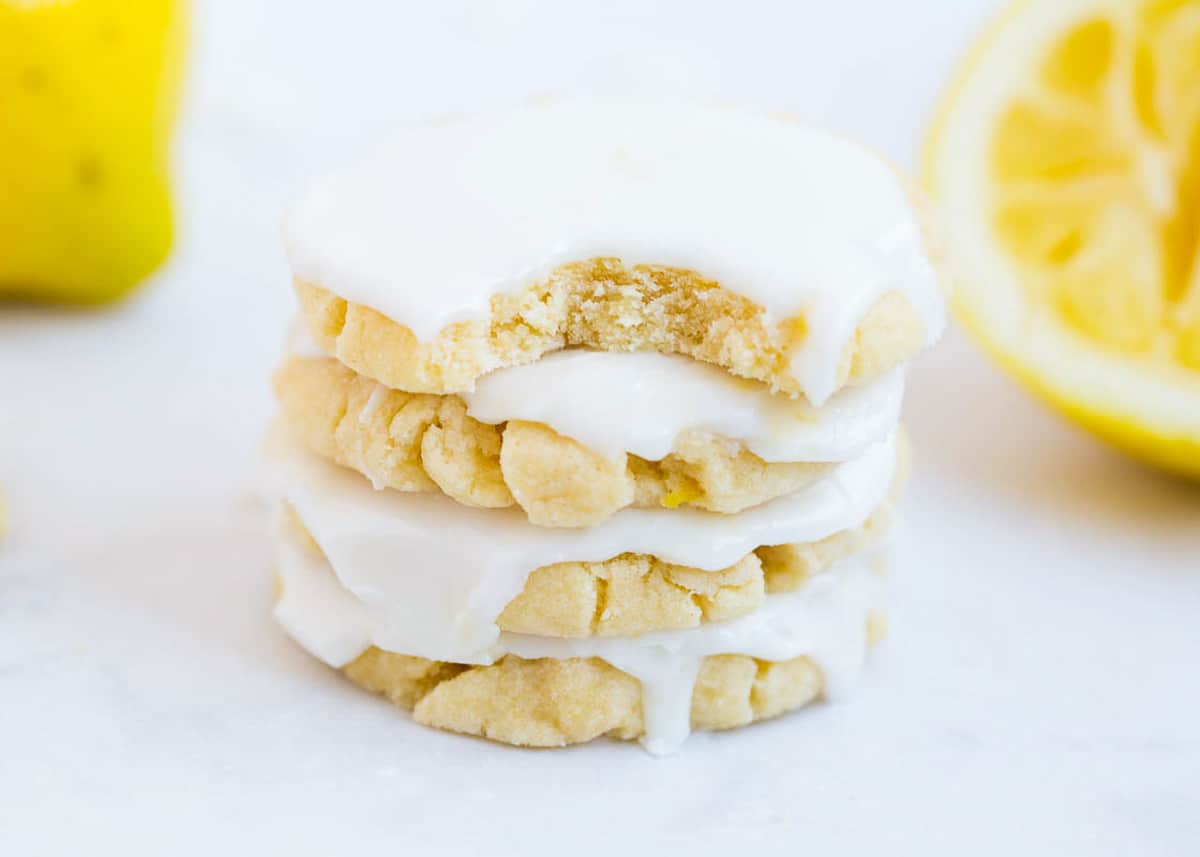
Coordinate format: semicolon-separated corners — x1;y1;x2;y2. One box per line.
288;98;945;403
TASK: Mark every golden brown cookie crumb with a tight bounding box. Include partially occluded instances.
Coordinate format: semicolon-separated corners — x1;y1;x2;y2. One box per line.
296;258;927;397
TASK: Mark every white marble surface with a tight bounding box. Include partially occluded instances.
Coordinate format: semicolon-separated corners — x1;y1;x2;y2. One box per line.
2;1;1198;854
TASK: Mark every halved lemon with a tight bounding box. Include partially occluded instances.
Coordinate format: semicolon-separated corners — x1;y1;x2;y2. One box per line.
924;0;1200;477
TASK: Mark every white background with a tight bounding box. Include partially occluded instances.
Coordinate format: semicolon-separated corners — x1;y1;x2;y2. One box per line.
2;1;1198;854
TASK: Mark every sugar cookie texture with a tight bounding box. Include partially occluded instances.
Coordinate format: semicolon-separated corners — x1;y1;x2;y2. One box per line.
294;267;928;399
346;648;830;748
268;97;945;753
274;354;840;527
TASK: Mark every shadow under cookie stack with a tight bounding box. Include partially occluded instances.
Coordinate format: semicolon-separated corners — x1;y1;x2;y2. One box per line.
267;98;945;754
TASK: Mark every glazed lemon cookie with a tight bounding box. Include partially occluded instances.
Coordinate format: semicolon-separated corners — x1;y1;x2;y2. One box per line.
267;425;897;658
287;98;945;405
347;593;888;748
274;350;905;526
282;497;894;639
294;267;927;402
274;518;885;752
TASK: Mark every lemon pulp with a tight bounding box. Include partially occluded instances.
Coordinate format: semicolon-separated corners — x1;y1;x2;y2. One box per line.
926;0;1200;477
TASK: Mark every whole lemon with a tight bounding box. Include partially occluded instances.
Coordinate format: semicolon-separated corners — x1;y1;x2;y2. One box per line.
0;0;185;303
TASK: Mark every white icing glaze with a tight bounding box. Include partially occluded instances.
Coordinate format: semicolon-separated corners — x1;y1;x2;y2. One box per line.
274;525;882;755
286;97;945;405
285;321;904;463
464;349;904;462
274;518;377;669
265;426;896;664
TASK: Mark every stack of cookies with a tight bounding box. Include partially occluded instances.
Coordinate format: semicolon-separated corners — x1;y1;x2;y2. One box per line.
267;98;945;753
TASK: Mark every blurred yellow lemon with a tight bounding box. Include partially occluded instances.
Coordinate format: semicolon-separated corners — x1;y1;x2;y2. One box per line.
925;0;1200;477
0;0;184;303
